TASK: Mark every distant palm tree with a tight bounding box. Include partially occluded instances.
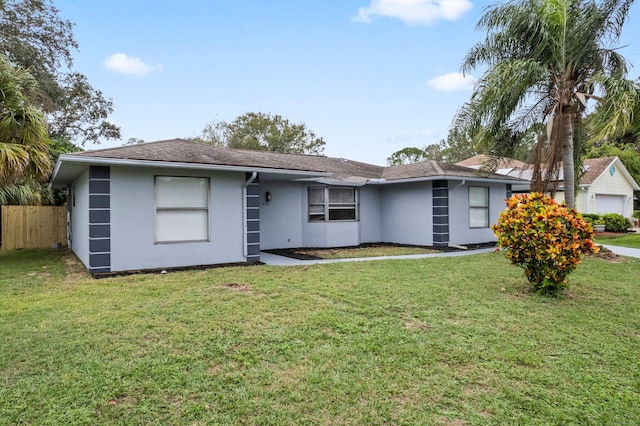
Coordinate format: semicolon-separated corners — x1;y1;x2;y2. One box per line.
456;0;638;208
0;55;51;189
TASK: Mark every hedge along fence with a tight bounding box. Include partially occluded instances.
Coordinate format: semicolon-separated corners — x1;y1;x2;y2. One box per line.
1;206;67;251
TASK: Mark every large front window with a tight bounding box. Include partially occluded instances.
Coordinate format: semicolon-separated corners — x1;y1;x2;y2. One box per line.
155;176;209;243
469;186;489;228
308;186;358;222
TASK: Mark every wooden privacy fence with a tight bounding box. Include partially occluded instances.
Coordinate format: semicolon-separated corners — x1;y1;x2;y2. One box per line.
1;206;67;251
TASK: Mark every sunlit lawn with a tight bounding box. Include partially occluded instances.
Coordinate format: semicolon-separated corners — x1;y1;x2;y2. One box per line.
595;233;640;248
1;249;639;425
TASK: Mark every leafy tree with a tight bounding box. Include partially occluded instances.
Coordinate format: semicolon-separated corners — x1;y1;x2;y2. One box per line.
196;112;325;154
423;144;445;162
387;147;430;165
439;127;483;163
456;0;638;209
43;137;83;205
0;0;120;145
197;120;227;147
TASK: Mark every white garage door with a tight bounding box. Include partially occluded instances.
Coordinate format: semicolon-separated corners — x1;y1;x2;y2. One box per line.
595;194;625;215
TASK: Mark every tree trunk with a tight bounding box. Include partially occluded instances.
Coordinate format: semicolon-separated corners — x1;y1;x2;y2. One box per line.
561;110;575;209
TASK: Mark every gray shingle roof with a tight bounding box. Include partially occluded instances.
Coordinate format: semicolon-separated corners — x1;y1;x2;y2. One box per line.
455;154;526;169
455;155;631;187
581;157;616;185
382;160;515;181
63;138;523;183
496;157;616;186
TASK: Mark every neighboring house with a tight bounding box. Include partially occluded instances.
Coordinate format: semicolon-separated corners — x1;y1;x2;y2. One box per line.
456;155;640;217
50;139;525;274
456;154;526;175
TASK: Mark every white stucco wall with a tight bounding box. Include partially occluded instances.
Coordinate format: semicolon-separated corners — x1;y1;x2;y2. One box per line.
449;182;507;245
259;181;304;249
380;182;432;246
70;169;90;267
109;166;245;271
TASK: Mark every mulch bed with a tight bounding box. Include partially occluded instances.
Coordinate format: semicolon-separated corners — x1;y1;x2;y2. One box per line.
264;242;497;260
588;245;625;262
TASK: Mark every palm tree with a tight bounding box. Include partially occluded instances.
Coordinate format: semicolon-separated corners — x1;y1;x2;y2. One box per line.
0;180;54;205
0;55;51;189
456;0;638;209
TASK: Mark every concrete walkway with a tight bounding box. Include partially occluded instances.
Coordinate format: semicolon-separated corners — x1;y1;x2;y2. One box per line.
600;244;640;259
260;247;496;266
261;242;640;266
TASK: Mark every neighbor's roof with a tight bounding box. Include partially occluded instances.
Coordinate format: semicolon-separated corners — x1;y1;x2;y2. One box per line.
51;138;526;187
457;155;640;190
581;157;616;185
381;160;518;182
455;154;526;170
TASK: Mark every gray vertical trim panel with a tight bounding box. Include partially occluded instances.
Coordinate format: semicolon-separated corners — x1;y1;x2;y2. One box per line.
432;180;449;248
246;173;260;262
89;165;111;273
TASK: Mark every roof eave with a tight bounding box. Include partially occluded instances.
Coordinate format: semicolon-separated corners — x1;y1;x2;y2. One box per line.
373;175;527;185
49;155;332;187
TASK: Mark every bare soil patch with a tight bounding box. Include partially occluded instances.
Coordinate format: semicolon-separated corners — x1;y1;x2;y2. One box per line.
63;250;92;282
589;245;626;262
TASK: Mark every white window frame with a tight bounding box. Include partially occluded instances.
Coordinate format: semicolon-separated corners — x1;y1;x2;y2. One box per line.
469;186;489;228
154;176;210;243
308;186;359;222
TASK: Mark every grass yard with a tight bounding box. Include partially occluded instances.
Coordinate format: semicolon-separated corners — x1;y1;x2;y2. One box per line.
595;233;640;248
1;249;640;425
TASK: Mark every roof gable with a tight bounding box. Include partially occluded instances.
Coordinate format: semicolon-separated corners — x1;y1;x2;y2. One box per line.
582;157;640;190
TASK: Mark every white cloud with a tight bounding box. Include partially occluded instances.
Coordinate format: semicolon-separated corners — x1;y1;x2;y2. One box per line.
354;0;473;25
104;53;163;76
427;72;476;91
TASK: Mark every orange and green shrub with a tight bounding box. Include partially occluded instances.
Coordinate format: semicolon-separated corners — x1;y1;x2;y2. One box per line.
493;193;599;295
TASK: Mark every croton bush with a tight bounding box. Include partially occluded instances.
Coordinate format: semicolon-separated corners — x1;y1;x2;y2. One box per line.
492;193;599;296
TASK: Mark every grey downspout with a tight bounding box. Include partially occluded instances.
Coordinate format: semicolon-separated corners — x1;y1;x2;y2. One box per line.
243;172;258;258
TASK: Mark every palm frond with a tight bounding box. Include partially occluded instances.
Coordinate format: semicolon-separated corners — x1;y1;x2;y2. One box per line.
0;180;45;205
587;73;640;141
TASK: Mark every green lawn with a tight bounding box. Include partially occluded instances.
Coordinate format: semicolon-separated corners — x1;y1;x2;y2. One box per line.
1;249;639;425
595;233;640;248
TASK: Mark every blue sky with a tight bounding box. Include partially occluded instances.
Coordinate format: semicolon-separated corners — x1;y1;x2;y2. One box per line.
56;0;640;165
